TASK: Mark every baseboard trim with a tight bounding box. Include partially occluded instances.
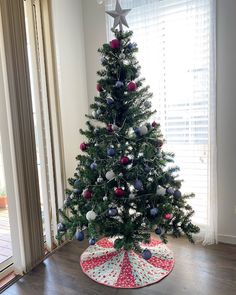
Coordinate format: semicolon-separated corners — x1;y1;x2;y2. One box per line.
218;234;236;245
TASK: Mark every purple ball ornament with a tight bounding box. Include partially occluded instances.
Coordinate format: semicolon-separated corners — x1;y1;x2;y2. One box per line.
75;230;84;241
150;207;159;217
89;238;96;245
134;179;143;191
107;147;116;157
107;97;114;105
174;189;182;199
115;81;124;88
142;248;152;260
90;162;97;170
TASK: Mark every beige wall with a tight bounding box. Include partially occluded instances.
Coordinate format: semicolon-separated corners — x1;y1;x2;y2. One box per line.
51;0;89;180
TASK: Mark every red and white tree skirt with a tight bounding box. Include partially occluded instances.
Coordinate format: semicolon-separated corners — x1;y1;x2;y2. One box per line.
80;237;174;288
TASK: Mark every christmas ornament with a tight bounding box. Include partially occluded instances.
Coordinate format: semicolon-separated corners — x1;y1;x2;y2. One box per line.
166;187;174;195
74;188;82;195
110;39;120;49
174;190;182;199
115;187;125;197
89;238;96;245
86;210;97;221
156;186;166;196
139;125;148;135
90;162;97;170
106;0;131;31
152;121;159;128
103;196;108;201
96;108;102;115
112;124;119;131
144;101;151;108
142;248;152;260
119;53;125;59
92;110;97;118
156;139;164;148
64;196;72;206
107;124;113;132
164;213;172;220
96;84;103;92
107;147;115;157
115;81;124;88
120;156;130;165
127;42;134;50
57;223;66;232
129;192;136;200
108;207;118;217
141;222;146;227
82;189;92;200
101;57;106;64
97;176;103;183
127;81;137;91
80;142;87;151
75;230;84;241
105;170;115;180
107;97;114;105
144;165;151;173
74;179;80;188
150;207;159;217
155;227;162;235
134;179;143;191
134;127;141;136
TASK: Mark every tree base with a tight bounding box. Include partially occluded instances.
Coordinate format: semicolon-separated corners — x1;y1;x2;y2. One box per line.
80;237;174;288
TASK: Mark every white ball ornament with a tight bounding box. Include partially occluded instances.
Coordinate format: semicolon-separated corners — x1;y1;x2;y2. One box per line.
105;170;115;180
129;192;136;200
112;124;119;132
156;186;166;196
139;125;148;136
97;176;103;183
86;210;97;221
144;101;152;108
103;196;108;201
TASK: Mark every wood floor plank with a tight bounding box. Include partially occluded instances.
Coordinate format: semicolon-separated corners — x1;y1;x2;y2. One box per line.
2;237;236;295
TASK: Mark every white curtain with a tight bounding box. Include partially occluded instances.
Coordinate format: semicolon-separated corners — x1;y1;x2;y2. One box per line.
105;0;217;244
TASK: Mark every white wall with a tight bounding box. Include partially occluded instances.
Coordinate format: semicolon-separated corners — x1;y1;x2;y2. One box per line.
82;0;107;105
216;0;236;243
51;0;89;180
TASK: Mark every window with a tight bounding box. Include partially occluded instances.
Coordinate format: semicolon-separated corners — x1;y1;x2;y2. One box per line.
106;0;216;242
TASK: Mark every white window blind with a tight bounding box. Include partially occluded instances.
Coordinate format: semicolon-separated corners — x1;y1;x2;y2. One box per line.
106;0;217;243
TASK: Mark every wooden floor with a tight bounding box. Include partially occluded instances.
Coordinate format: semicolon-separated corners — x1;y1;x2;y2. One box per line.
2;237;236;295
0;209;12;264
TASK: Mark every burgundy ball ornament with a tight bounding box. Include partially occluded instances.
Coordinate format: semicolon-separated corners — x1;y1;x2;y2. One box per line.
96;84;103;92
107;124;113;132
128;81;137;92
82;189;92;200
120;156;130;165
156;139;164;148
80;142;87;151
152;121;159;128
110;39;120;49
164;213;173;220
142;248;152;260
115;187;125;197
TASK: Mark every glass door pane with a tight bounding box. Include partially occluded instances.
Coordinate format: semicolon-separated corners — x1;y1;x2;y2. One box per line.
0;135;12;272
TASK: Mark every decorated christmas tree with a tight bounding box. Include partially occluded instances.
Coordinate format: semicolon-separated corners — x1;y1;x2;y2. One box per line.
57;1;199;287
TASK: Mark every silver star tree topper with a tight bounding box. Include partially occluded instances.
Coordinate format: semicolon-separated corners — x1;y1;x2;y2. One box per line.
106;0;131;31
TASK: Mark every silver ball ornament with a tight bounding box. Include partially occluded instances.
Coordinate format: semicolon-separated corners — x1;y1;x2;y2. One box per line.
86;210;97;221
105;170;115;180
